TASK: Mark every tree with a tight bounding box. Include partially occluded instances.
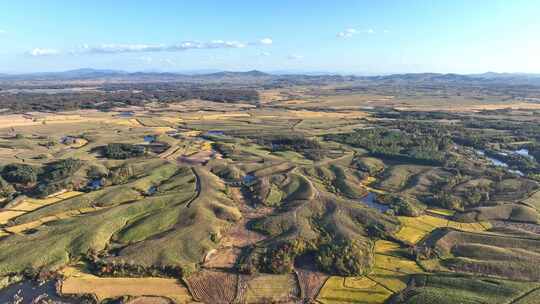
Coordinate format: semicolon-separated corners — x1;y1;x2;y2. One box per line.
1;164;38;184
316;240;373;276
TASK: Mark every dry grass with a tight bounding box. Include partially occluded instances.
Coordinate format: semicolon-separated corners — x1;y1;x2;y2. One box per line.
395;214;490;245
242;274;299;304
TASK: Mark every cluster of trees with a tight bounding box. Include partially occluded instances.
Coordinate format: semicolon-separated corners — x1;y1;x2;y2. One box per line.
326;127;452;165
316;239;373;276
262;240;307;273
377;194;423;216
0;85;259;112
1;163;39;184
0;176;16;199
373;110;461;121
237;239;309;275
33;159;84;197
255;135;325;161
0;158;85;197
88;253;186;278
103;143;146;159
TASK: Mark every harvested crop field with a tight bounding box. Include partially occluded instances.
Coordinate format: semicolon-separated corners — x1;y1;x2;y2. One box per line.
61;277;193;303
238;274;299;304
127;297;173;304
186;270;238;303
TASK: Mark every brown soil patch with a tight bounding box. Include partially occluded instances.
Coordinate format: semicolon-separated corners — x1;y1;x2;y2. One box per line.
203;247;242;269
295;254;329;302
127;296;173;304
203;188;271;270
61;277;192;303
186;270;238;304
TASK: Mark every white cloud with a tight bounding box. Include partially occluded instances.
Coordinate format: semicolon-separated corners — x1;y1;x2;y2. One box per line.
260;51;271;57
337;28;357;38
288;54;304;60
259;38;273;45
0;29;5;34
32;38;270;56
29;48;60;56
337;28;376;38
137;56;154;64
81;40;248;54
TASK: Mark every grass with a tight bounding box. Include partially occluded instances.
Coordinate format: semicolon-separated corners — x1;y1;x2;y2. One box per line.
394;214;490;245
427;208;455;217
419;228;540;281
109;167;240;271
265;184;283;206
0;162;239;277
377;164;430;192
396;274;540;304
317;276;393;304
271;150;313;165
454;204;540;224
281;173;315;202
523;190;540;212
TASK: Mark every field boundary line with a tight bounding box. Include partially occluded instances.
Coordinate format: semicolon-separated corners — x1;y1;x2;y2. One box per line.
365;275;396;293
186;167;201;208
508;286;540;304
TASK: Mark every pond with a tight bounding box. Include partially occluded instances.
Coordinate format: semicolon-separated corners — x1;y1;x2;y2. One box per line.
87;178;103;190
476;150;524;176
358;192;389;213
117;111;134;118
147;186;157;195
514;148;536;161
144;135;156;143
0;280;77;303
243;174;257;185
207;130;225;136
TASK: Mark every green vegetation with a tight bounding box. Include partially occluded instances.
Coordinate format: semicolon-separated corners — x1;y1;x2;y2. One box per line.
326;126;452;165
1;163;39;184
390;274;540;304
1;77;540;303
103;143;146;159
316;239;372;276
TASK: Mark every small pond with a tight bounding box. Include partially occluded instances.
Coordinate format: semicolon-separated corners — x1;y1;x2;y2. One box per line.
358;192;389;213
144;135;156;143
117;111;134;118
147;186;157;196
87;178;103;190
514;148;536;161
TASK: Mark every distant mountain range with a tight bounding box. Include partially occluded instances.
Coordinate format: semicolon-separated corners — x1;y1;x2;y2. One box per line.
1;68;540;85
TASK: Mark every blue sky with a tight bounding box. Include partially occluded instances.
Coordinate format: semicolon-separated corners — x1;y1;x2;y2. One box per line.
1;0;539;74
